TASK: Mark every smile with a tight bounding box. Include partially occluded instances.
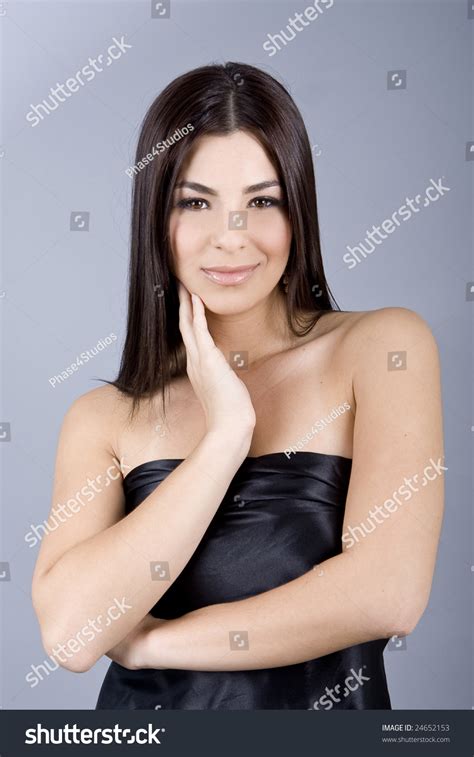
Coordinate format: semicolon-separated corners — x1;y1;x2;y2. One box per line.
200;264;259;286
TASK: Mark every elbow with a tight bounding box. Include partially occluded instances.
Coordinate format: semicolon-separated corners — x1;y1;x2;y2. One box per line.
386;609;422;640
33;578;99;673
67;657;95;674
55;653;94;674
34;601;99;673
40;627;98;673
401;601;427;637
380;590;429;639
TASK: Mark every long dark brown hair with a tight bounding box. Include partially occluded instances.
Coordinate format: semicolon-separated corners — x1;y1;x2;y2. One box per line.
110;61;339;417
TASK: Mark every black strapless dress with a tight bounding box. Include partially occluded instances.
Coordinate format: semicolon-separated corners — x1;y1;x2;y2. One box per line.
96;452;391;710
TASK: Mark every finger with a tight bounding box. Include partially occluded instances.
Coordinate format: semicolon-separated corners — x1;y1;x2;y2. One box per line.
190;293;219;354
177;282;198;361
190;294;234;400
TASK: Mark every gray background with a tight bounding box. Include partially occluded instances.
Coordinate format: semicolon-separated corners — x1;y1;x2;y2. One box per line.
0;0;472;709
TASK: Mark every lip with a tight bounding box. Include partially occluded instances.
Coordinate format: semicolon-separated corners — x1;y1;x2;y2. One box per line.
201;264;259;286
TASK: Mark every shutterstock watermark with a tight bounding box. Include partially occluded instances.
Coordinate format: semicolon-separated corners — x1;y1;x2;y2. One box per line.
285;402;351;458
343;177;451;269
309;666;371;709
342;456;447;549
26;35;132;127
26;597;132;687
48;332;117;388
263;0;334;57
25;723;164;746
125;123;194;178
24;456;129;548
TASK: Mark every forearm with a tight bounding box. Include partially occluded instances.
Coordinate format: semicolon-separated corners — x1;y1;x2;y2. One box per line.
34;430;251;669
142;548;405;672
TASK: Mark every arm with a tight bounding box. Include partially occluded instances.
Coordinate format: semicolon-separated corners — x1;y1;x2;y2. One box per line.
32;394;251;673
32;288;255;672
123;308;445;671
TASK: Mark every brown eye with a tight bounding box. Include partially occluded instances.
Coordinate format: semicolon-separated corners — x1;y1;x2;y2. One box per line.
249;196;283;209
176;198;209;210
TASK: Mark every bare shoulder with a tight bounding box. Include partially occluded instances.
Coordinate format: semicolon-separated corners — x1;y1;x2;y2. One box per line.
305;307;440;402
337;307;441;394
62;383;132;456
65;383;129;420
340;306;439;355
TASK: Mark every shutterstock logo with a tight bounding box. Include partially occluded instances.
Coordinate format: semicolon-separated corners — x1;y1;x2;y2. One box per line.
343;177;451;269
25;723;165;745
26;35;132;127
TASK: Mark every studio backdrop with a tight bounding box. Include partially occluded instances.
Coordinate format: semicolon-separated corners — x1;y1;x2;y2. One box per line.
0;0;472;712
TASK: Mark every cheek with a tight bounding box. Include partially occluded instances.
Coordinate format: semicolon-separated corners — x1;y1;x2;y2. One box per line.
250;212;292;258
169;213;207;277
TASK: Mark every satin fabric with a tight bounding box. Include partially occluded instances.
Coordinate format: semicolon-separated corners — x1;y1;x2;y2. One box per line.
96;452;391;709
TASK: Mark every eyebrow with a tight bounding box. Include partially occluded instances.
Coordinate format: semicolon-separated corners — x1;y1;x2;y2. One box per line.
174;180;282;195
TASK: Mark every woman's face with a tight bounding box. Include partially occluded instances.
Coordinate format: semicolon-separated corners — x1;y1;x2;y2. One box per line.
169;130;292;314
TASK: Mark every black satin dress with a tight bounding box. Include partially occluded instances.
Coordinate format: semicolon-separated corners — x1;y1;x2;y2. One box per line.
96;451;391;710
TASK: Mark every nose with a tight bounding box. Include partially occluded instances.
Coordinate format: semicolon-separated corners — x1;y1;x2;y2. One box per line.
210;210;248;251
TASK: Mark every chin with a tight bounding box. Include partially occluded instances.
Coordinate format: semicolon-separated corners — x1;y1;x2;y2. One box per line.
198;288;263;315
201;297;254;316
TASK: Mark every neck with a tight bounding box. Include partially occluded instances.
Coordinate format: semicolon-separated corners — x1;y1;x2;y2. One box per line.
204;289;295;368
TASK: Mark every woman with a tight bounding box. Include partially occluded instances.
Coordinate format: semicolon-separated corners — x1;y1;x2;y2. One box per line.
31;62;444;710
